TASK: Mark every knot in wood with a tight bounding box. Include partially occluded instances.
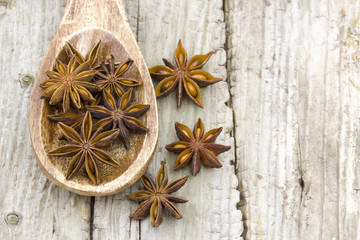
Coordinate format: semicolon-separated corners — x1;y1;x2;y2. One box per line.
5;213;19;225
20;74;34;87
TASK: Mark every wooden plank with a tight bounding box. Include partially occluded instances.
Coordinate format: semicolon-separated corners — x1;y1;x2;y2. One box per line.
227;0;360;239
8;0;360;239
93;0;243;239
226;1;301;238
0;0;91;239
340;3;360;239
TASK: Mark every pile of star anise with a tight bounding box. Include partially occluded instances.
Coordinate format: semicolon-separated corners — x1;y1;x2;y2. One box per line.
40;39;230;227
41;41;150;184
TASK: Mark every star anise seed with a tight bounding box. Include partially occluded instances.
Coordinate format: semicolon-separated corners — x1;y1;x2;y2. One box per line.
49;112;120;184
41;57;100;112
149;39;223;108
166;118;231;176
127;162;188;227
87;88;149;149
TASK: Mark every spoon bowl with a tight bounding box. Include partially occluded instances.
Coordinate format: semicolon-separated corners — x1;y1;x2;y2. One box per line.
29;0;158;196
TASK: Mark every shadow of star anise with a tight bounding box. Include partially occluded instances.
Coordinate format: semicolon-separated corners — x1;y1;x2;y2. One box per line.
87;88;149;149
149;39;223;108
95;55;140;98
41;57;100;112
166;118;231;176
127;163;188;227
49;112;119;184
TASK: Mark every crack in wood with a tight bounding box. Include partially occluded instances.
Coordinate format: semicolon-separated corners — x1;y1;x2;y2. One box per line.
298;125;305;202
223;0;244;239
136;2;140;239
136;0;140;43
299;175;305;200
90;197;95;240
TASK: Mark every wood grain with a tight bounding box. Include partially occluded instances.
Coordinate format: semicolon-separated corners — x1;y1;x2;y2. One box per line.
3;0;360;239
226;0;360;239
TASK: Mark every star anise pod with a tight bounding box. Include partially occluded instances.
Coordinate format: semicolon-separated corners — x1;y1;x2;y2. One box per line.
127;163;188;227
66;40;101;69
41;57;100;112
166;118;231;176
95;55;140;98
87;88;149;149
149;39;223;108
48;104;86;133
49;112;120;184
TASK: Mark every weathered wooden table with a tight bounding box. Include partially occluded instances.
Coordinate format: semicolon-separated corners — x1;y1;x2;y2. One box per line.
1;0;360;239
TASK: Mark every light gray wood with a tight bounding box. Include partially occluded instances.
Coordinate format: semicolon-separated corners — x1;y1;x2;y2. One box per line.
0;1;91;239
226;0;360;239
3;0;360;239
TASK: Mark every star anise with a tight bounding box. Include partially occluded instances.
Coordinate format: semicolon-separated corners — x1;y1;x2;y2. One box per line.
95;55;140;98
41;57;100;112
165;118;231;176
48;104;86;132
87;88;149;149
149;39;223;108
49;112;120;184
127;163;188;227
48;105;86;141
66;40;101;69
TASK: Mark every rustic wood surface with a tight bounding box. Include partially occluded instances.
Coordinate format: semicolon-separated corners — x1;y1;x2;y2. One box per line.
1;0;360;239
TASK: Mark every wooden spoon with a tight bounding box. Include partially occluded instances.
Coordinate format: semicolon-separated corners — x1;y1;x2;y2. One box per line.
29;0;159;196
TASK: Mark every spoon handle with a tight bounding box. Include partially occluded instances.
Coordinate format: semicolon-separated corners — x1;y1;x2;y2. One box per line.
62;0;127;32
53;0;142;72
